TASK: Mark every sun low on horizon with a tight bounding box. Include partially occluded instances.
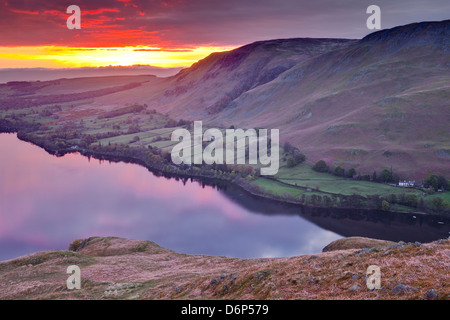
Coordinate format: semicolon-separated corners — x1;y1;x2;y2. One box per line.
1;0;449;70
0;0;244;69
0;45;235;69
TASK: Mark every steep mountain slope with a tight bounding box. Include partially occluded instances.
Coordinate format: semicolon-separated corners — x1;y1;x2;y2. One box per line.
88;38;355;116
130;20;447;179
157;38;356;117
205;20;450;178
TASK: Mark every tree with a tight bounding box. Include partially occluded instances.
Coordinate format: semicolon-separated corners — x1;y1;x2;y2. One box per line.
389;194;397;204
161;150;172;162
372;171;377;182
323;196;332;207
293;152;306;165
404;194;418;208
313;160;329;173
430;197;444;210
379;169;393;183
283;141;292;153
286;157;296;168
424;174;439;191
437;175;448;191
418;198;425;209
346;168;356;178
334;166;345;177
381;200;390;211
392;173;400;184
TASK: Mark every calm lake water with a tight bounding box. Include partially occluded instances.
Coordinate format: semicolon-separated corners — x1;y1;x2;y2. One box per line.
0;133;449;261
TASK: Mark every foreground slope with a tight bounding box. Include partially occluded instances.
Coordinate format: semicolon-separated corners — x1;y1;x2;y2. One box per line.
0;236;448;300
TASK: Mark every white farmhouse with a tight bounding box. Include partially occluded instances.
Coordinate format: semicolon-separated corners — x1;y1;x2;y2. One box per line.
399;180;415;187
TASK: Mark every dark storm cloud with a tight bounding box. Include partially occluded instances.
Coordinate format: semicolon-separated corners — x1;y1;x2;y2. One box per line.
0;0;448;47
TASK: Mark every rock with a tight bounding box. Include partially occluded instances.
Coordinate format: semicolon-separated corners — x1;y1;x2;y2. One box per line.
422;289;438;300
349;285;361;291
31;258;43;265
175;285;184;293
254;270;270;280
351;275;360;280
383;250;392;256
391;284;408;295
414;241;422;247
103;282;142;297
322;237;395;252
388;243;405;249
358;247;377;255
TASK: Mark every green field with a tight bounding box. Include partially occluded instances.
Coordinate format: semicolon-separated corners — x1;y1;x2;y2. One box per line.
252;164;423;198
427;191;450;203
253;178;321;198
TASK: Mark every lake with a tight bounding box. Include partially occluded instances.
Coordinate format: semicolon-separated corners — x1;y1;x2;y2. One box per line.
0;133;449;261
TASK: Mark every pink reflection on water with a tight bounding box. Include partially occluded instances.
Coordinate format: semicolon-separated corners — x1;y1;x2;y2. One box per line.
114;164;190;199
217;199;246;221
0;133;344;261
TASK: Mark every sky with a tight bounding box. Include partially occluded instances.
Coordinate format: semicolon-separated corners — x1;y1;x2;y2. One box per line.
0;0;449;69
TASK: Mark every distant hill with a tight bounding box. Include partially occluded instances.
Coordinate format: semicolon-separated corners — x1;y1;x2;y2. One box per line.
0;65;182;83
2;20;449;178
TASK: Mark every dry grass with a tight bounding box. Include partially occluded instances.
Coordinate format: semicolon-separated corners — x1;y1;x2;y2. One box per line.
0;236;448;300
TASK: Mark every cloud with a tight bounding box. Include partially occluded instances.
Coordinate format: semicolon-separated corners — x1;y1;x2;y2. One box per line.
0;0;449;48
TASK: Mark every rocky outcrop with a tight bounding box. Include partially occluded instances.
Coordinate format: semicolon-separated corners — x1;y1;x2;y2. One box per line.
322;236;395;252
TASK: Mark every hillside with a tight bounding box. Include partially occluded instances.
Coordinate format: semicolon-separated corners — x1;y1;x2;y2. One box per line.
1;20;449;179
153;20;449;179
0;236;448;300
156;20;450;178
215;20;450;178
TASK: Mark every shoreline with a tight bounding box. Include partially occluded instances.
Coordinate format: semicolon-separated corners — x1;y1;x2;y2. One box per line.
3;128;441;218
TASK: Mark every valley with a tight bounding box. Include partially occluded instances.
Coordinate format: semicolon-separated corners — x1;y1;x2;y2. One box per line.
1;20;449;216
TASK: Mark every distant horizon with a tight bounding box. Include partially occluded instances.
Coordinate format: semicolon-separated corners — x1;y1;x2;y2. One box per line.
0;64;184;83
2;17;448;83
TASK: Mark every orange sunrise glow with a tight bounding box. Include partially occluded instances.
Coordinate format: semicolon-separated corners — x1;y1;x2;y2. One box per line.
1;0;448;72
0;46;235;69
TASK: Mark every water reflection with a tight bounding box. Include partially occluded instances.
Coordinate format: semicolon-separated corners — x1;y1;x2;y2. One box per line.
222;188;450;243
0;133;449;261
0;133;341;260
